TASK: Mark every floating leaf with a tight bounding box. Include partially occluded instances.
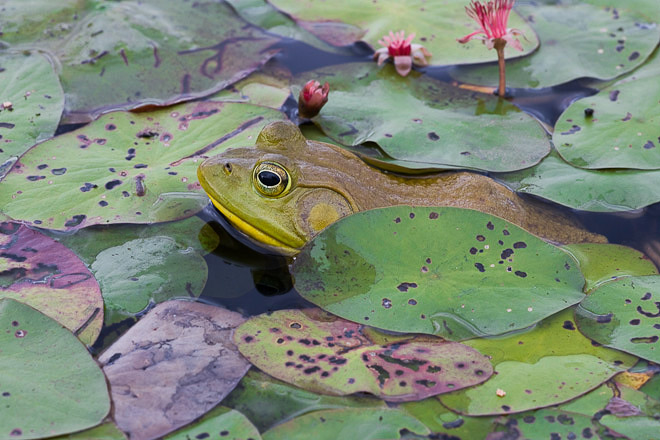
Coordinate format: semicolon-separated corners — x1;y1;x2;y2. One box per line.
0;0;280;121
261;408;430;440
0;298;110;439
0;101;286;230
98;300;251;440
601;415;660;439
223;370;384;432
449;3;660;88
555;76;660;170
562;243;658;293
400;398;496;439
234;308;493;401
439;309;636;415
0;221;103;345
210;62;292;109
266;0;538;65
496;150;660;212
490;408;600;440
0;52;64;168
164;407;261;440
293;206;585;340
50;423;127;440
575;275;660;363
298;63;550;172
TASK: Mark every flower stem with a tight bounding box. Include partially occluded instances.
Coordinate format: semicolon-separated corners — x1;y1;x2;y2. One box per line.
494;38;507;97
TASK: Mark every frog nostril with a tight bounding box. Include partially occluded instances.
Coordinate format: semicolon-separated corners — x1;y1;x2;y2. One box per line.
224;163;232;174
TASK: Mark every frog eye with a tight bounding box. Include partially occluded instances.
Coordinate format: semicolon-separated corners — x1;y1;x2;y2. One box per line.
253;162;291;197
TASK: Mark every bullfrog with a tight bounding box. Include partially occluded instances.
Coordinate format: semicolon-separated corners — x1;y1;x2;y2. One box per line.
198;121;605;255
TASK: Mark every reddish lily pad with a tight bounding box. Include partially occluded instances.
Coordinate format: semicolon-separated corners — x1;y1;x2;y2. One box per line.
0;221;103;345
575;275;660;363
234;308;493;402
0;101;287;230
98;300;251;440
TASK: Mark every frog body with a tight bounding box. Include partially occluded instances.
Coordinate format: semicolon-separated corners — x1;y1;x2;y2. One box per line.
198;121;605;255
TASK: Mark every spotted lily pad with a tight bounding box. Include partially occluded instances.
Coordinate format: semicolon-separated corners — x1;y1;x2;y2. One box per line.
490;408;600;440
0;298;110;439
261;408;430;440
496;150;660;212
0;221;103;345
439;309;637;415
266;0;538;65
575;275;660;363
0;101;286;230
164;407;261;440
99;300;251;440
0;52;64;169
449;2;660;88
234;308;493;401
0;1;280;122
293;206;585;340
400;398;496;439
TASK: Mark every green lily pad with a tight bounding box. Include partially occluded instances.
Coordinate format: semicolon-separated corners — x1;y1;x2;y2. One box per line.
439;308;637;416
0;52;64;169
575;275;660;363
164;406;261;440
50;423;127;440
0;101;286;230
400;398;496;439
0;298;110;439
0;1;280;122
90;236;207;323
223;370;385;431
496;150;660;212
554;76;660;170
292;206;585;341
601;415;660;439
297;62;550;172
562;243;659;293
234;308;493;401
449;3;660;88
210;62;292;109
261;408;430;440
99;300;251;440
490;408;599;440
266;0;538;65
0;222;103;345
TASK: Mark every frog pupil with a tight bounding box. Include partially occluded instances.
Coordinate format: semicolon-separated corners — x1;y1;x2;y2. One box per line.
258;170;281;187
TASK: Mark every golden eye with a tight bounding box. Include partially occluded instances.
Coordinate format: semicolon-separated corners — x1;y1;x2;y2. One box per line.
253;162;291;197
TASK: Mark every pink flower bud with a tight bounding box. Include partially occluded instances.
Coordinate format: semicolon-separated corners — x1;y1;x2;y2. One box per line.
298;80;329;119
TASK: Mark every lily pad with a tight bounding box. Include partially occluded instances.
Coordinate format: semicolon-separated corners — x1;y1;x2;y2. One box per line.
298;62;551;172
496;150;660;212
210;62;292;109
223;370;384;431
449;2;660;88
0;52;64;169
562;243;658;293
554;76;660;170
292;206;585;341
234;308;493;401
0;298;110;439
0;0;280;122
50;423;127;440
575;275;660;363
266;0;538;65
261;408;430;440
601;415;660;439
439;308;637;415
99;300;251;440
490;408;599;440
400;398;496;439
0;101;287;230
0;221;103;345
164;406;261;440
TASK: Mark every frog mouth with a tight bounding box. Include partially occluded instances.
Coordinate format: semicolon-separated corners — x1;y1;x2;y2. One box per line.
207;195;298;255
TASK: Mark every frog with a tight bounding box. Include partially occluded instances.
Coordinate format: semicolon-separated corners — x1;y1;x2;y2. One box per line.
197;121;606;255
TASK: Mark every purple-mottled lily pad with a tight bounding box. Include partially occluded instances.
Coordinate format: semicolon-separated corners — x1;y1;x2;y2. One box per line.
261;407;430;440
0;101;287;230
297;63;551;172
0;1;280;122
0;52;64;169
266;0;538;66
234;308;493;402
0;221;103;345
164;407;261;440
98;300;251;440
439;309;637;416
449;2;660;88
0;298;110;439
575;275;660;363
292;206;585;341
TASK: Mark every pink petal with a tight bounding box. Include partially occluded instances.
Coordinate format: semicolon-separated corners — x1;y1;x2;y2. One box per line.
458;30;485;44
394;55;412;77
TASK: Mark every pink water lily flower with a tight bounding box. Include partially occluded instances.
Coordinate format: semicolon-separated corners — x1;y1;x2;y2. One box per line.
374;31;431;77
298;80;329;119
